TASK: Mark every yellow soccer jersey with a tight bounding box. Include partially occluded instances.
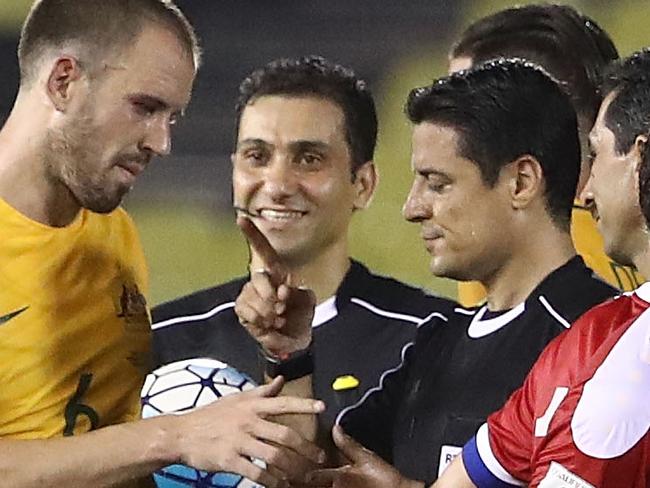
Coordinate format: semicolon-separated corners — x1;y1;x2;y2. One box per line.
0;198;151;440
458;204;644;307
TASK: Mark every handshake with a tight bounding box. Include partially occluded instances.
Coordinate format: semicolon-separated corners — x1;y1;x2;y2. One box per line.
144;216;413;488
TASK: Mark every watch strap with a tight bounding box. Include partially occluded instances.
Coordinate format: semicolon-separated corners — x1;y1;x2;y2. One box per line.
262;344;314;381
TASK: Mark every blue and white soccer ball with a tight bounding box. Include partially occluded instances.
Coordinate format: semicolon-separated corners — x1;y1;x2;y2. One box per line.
141;358;265;488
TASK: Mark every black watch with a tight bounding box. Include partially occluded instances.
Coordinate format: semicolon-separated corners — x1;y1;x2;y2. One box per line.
262;344;314;381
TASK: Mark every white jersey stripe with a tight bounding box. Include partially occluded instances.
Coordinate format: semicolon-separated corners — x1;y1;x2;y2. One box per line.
350;297;434;324
633;281;650;303
335;312;447;426
153;295;440;332
476;423;526;486
454;307;477;316
335;340;414;426
467;303;526;339
538;295;572;329
151;302;236;330
418;310;449;325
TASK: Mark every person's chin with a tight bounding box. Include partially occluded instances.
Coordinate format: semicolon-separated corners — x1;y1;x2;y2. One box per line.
430;254;477;281
82;191;125;214
265;234;309;257
604;241;635;268
428;255;453;279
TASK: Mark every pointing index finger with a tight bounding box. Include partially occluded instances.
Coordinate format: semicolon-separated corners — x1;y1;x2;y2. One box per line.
237;215;287;286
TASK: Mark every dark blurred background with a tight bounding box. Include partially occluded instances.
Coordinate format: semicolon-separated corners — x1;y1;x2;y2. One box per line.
1;0;648;304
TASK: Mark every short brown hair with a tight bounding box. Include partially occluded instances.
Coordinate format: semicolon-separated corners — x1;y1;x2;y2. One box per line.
18;0;201;85
451;4;618;127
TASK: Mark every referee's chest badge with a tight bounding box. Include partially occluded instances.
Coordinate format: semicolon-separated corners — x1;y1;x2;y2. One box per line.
332;375;360;391
332;375;360;408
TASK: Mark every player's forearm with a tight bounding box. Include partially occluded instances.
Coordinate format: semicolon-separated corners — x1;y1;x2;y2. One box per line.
273;373;346;472
0;415;177;487
267;374;319;443
402;480;426;488
432;455;476;488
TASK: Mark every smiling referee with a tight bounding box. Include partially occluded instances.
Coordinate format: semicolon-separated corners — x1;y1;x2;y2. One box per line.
150;56;455;434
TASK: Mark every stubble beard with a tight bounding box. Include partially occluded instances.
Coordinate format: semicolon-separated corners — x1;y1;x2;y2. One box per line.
44;115;127;215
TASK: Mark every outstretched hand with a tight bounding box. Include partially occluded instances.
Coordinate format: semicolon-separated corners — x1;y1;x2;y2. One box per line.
304;426;424;488
174;376;326;487
235;216;316;356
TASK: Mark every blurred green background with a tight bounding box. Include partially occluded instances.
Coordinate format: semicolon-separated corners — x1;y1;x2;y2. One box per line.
2;0;649;305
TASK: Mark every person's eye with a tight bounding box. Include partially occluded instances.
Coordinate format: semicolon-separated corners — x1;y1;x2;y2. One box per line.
587;150;596;168
242;149;267;166
132;101;156;117
299;153;323;168
426;176;449;193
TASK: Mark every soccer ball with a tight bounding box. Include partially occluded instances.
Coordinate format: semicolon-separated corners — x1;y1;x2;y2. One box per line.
141;358;265;488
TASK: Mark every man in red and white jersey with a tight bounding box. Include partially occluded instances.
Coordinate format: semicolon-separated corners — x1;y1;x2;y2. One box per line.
434;49;650;488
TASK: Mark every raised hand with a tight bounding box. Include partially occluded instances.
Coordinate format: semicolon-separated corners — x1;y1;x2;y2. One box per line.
170;376;326;487
235;216;316;356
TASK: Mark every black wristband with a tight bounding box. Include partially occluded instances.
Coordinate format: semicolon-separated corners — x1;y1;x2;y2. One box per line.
262;344;314;381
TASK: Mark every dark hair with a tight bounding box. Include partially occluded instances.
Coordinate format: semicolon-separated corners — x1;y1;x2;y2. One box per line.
19;0;201;85
600;49;650;228
601;50;650;154
451;4;618;127
235;55;377;171
406;58;580;229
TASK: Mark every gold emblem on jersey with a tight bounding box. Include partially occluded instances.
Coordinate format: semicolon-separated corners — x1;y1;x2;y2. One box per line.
116;283;152;373
117;284;149;329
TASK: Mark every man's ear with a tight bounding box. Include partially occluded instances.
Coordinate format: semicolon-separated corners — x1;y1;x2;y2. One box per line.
352;161;378;211
46;56;84;112
504;155;544;210
632;134;648;175
628;134;649;197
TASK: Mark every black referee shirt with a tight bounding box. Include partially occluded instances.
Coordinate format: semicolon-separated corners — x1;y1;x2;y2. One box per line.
151;260;454;431
338;256;617;484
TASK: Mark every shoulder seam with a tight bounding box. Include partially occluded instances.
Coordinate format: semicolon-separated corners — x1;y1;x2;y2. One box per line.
538;295;572;329
152;302;236;330
336;340;415;426
349;297;445;324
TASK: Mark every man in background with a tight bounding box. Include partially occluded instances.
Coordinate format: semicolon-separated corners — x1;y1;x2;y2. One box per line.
449;4;640;306
152;55;453;436
436;48;650;488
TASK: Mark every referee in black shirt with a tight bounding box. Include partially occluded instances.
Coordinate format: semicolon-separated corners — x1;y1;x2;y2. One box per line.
150;56;453;435
235;59;617;487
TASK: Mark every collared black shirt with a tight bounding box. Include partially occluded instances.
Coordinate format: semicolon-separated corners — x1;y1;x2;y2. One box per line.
339;256;617;484
151;260;454;431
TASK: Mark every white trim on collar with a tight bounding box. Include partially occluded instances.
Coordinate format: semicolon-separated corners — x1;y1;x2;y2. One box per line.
634;281;650;303
467;302;526;339
312;296;337;328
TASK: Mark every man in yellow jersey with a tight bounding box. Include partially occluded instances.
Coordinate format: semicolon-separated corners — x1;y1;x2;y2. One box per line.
0;1;324;487
449;4;643;306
